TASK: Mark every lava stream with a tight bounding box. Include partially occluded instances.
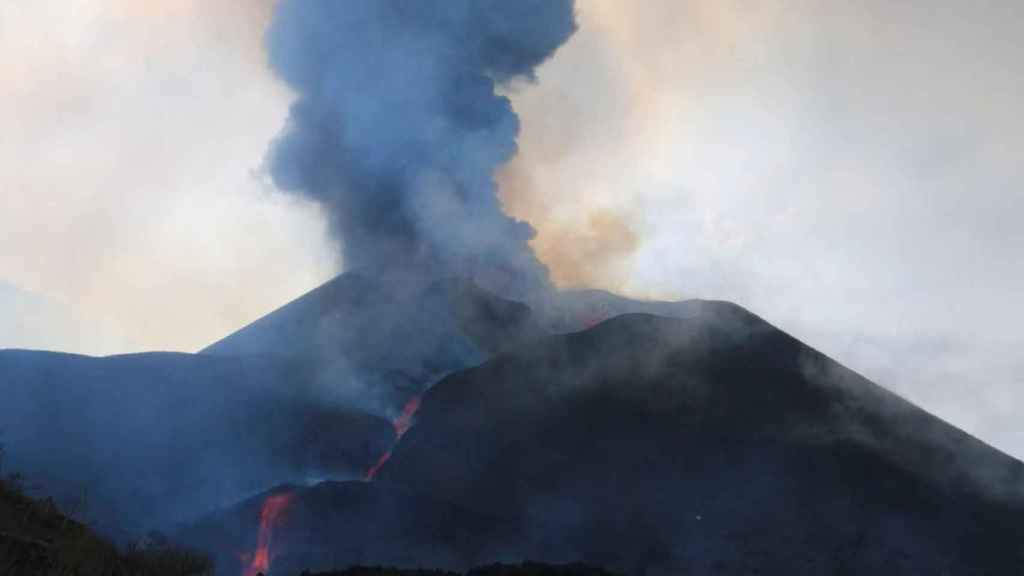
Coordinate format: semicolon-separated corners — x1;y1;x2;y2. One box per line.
365;395;421;481
241;491;294;576
393;395;421;437
365;450;392;481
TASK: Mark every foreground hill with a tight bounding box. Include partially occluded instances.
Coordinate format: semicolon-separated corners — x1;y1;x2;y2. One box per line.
0;474;209;576
182;305;1024;574
0;350;392;537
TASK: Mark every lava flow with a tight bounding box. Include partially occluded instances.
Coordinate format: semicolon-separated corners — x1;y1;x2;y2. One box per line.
365;395;421;481
393;395;421;436
241;491;294;576
365;450;392;481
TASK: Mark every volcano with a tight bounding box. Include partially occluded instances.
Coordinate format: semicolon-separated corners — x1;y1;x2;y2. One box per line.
3;274;1023;573
167;279;1024;574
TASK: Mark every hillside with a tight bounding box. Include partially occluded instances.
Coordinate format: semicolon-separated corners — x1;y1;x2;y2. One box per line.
0;350;393;537
0;471;209;576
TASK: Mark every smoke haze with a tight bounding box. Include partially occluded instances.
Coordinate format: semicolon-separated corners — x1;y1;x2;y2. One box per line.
264;0;577;295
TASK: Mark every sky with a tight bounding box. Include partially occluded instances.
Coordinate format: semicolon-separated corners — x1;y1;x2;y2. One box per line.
2;1;1022;458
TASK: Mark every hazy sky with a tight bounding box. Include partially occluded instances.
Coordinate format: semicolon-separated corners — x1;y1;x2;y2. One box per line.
2;2;1021;458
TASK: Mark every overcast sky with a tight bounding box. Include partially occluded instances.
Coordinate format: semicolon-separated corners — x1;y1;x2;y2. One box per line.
2;1;1021;458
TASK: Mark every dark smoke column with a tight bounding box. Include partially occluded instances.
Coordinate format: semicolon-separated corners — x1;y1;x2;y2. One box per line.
265;0;576;297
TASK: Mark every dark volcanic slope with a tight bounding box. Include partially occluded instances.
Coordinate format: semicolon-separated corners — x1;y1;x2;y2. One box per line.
379;309;1024;574
308;562;621;576
0;350;393;538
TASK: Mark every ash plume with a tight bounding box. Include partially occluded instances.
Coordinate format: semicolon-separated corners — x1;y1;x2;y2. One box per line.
264;0;577;296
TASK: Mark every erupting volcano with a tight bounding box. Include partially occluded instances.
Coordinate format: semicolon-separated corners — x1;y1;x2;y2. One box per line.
5;0;1024;574
241;491;295;576
366;396;423;481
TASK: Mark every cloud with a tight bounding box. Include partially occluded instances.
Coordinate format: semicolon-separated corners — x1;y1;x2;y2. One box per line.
0;282;112;353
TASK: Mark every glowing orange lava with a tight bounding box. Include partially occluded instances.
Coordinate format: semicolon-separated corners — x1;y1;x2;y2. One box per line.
241;492;294;576
365;395;421;481
365;450;392;481
393;396;421;437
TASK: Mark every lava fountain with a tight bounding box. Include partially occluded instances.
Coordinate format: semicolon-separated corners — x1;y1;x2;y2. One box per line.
241;491;295;576
366;396;422;480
